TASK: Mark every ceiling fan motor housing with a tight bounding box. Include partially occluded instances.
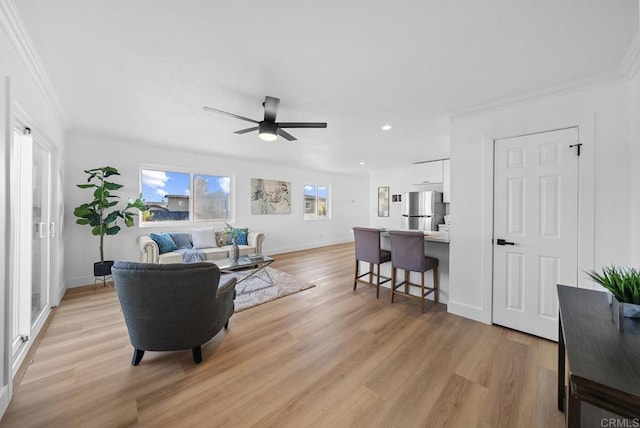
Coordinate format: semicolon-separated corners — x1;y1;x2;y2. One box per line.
258;121;278;140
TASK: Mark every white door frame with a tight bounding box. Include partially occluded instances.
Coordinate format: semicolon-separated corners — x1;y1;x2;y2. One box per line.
476;113;596;325
5;103;54;395
1;75;11;420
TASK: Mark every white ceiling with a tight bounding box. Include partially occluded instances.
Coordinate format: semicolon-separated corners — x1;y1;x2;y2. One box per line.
14;0;639;174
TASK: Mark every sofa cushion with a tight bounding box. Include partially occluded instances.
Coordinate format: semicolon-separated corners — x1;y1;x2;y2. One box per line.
158;246;229;264
192;227;217;249
170;232;193;249
150;232;178;254
201;247;230;258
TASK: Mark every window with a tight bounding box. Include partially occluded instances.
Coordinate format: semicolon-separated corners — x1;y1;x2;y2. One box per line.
304;184;330;219
193;174;231;221
140;168;231;224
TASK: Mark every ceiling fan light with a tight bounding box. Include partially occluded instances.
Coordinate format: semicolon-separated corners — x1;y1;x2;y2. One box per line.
258;132;277;141
258;122;278;141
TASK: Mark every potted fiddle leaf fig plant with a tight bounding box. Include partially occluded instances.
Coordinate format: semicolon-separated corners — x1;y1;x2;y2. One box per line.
73;166;147;277
586;265;640;334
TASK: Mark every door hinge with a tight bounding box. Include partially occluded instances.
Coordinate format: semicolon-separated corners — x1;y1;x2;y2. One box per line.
569;143;582;156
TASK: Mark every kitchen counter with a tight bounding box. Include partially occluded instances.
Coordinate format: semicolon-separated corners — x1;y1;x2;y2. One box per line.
380;230;449;244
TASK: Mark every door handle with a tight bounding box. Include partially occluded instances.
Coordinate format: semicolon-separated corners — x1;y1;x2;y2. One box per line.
37;222;46;238
496;238;516;246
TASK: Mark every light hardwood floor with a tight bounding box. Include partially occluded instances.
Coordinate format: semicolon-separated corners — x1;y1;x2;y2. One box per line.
1;243;564;427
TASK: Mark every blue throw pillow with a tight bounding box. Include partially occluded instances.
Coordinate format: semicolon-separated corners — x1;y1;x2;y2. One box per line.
150;232;178;254
227;228;249;245
169;232;192;249
236;229;249;245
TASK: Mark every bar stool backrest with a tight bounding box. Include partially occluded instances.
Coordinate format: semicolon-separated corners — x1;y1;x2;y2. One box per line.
353;227;383;264
389;230;426;272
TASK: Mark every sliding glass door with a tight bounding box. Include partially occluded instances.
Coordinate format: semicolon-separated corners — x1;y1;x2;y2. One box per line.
10;127;51;366
31;139;51;323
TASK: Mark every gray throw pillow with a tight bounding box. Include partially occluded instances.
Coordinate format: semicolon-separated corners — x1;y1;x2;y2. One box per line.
170;232;192;249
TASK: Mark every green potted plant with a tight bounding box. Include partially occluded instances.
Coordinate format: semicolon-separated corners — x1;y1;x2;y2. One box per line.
587;265;640;334
73;166;147;277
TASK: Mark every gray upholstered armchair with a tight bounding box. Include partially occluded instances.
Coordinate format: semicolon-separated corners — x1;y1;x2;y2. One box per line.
111;261;236;365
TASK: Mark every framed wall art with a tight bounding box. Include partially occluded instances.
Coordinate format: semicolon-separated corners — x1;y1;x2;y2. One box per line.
378;186;389;217
251;178;291;214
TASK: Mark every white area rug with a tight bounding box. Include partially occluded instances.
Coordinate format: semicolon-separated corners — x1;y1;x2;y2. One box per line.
223;266;315;312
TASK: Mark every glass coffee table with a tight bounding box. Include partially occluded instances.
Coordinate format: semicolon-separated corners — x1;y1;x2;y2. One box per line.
216;255;275;294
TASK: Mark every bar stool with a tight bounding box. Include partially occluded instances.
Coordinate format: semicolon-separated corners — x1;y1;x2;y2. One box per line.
353;227;391;298
388;230;439;312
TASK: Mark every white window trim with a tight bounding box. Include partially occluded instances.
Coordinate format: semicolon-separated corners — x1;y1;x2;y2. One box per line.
303;183;331;220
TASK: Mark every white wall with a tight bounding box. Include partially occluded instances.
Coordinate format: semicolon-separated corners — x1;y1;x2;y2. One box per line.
63;132;369;287
631;72;640;263
0;0;66;417
448;81;632;323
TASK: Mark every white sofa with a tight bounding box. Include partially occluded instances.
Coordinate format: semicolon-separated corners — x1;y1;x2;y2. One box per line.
138;230;265;264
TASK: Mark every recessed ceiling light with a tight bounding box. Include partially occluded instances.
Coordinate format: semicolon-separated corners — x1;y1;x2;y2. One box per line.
382;124;392;131
359;162;365;165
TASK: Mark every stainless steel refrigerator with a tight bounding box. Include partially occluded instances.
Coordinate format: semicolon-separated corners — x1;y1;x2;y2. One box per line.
401;191;445;231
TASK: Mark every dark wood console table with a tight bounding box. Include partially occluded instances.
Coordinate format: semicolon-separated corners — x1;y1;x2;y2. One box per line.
557;285;640;426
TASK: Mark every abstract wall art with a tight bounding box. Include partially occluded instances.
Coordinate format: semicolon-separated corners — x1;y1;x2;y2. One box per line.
251;178;292;215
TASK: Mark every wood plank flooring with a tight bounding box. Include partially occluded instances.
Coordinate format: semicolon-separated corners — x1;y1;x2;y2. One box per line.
0;243;564;427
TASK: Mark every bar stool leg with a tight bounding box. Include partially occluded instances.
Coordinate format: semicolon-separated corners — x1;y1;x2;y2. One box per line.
404;270;409;294
433;266;439;303
375;263;381;299
421;271;426;313
391;267;396;303
353;259;359;291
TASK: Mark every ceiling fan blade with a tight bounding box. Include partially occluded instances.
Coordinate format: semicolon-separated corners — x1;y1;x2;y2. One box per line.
203;106;260;124
263;96;280;122
277;128;297;141
277;122;327;129
234;126;259;135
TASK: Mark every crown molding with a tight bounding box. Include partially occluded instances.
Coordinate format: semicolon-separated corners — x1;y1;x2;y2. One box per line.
450;25;640;121
619;30;640;79
449;70;626;121
0;0;67;128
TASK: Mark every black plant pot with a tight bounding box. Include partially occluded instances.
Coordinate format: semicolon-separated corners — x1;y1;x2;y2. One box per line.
94;260;114;277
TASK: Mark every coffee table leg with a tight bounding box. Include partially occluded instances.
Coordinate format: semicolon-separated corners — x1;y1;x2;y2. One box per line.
260;266;275;285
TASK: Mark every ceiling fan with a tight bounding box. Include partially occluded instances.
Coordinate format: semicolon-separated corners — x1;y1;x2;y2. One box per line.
203;96;327;141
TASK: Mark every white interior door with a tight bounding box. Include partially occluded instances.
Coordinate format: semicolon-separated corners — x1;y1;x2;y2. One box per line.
492;127;579;341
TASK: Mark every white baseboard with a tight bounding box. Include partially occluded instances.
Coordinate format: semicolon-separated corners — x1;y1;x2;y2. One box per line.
0;384;9;421
65;275;97;289
265;238;353;257
447;300;489;324
53;284;65;305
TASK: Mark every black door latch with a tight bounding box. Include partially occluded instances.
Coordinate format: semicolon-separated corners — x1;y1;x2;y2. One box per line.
496;238;515;246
